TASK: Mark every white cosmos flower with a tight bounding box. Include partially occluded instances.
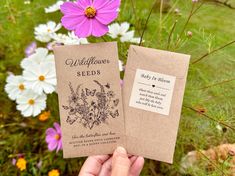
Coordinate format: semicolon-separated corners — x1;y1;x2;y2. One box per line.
16;89;47;117
21;48;55;70
34;21;62;42
23;62;57;95
5;74;26;100
108;22;141;43
51;31;89;45
65;32;89;45
45;1;64;13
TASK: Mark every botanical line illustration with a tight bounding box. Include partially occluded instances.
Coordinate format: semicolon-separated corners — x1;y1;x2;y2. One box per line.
62;80;119;129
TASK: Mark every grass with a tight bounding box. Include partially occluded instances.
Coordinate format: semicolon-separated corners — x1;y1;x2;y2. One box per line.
0;0;235;175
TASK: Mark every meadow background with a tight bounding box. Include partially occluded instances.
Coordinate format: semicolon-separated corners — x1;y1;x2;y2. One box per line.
0;0;235;175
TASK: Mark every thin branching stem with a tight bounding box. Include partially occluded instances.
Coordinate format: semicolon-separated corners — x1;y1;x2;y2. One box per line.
198;78;235;90
192;39;235;64
101;36;107;42
183;105;235;131
167;20;178;50
193;145;227;175
130;0;140;35
174;2;204;49
158;0;164;41
139;0;157;46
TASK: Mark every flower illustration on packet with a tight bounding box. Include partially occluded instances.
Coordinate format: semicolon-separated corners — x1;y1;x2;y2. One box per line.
62;80;119;129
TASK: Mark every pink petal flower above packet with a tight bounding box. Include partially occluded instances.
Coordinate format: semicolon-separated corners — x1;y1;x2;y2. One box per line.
60;0;120;38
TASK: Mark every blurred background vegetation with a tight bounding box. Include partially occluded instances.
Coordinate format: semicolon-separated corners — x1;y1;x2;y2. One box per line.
0;0;235;175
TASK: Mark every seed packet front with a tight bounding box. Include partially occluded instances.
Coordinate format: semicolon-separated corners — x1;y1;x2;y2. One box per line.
123;45;190;163
54;42;125;158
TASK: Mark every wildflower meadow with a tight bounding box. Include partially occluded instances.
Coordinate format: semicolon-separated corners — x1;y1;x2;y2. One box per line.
0;0;235;175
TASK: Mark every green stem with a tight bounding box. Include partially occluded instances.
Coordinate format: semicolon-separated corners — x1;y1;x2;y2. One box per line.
130;0;140;36
166;20;178;50
139;0;157;46
192;39;235;64
193;145;227;175
198;78;235;90
158;0;164;42
174;2;204;49
183;105;235;131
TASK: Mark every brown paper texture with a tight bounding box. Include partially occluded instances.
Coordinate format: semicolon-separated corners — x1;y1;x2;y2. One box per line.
54;42;125;158
123;45;190;163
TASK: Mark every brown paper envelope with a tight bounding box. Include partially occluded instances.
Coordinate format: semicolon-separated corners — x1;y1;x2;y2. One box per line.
53;42;125;158
123;45;190;163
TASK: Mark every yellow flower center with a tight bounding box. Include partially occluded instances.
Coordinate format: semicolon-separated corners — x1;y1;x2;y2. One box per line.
48;169;60;176
18;84;25;91
47;29;51;32
54;134;61;141
84;6;96;18
38;75;45;81
28;99;35;105
16;158;27;171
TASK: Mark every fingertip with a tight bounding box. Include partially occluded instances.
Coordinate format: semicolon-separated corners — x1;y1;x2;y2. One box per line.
136;156;145;167
115;146;127;154
129;156;145;176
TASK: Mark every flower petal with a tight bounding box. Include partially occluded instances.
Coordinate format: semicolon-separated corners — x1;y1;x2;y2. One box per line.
120;22;130;34
22;106;33;117
33;105;41;117
56;140;62;152
54;123;61;134
60;2;84;15
48;140;58;151
108;23;120;38
98;0;120;11
93;0;109;9
61;15;85;30
91;19;108;37
96;11;118;24
76;0;92;9
46;128;57;136
46;135;55;143
74;18;92;38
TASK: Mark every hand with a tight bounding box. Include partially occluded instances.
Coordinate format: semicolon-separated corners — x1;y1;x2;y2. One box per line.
78;147;145;176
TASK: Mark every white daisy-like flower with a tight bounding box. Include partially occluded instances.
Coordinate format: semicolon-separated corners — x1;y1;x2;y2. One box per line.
108;22;141;44
50;33;67;44
51;31;89;45
45;1;64;13
21;48;55;70
5;74;26;100
23;62;57;95
16;89;47;117
118;60;124;72
34;21;62;42
65;32;89;45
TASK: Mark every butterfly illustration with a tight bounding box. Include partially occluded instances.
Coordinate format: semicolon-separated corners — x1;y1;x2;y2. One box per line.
85;88;96;96
105;83;110;89
66;116;78;125
110;110;119;118
113;99;119;107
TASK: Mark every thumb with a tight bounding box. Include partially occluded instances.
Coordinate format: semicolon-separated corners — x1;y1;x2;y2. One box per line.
111;147;131;176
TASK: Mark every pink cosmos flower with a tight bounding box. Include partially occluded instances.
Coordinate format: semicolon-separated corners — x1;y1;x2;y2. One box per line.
60;0;120;38
46;122;62;152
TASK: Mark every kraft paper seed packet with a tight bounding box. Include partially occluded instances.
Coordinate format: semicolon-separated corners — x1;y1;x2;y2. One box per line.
53;42;125;158
123;45;190;163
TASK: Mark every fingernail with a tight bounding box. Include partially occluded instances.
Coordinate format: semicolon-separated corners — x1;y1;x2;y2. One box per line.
116;146;127;154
